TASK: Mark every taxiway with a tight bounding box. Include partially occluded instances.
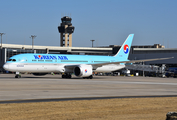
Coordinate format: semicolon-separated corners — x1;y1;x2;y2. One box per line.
0;74;177;102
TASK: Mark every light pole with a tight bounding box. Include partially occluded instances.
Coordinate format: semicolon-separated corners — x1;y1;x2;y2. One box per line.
0;33;5;61
90;40;95;47
30;35;37;51
0;33;5;49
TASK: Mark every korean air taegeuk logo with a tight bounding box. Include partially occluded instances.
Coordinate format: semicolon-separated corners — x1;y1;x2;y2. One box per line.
123;44;129;54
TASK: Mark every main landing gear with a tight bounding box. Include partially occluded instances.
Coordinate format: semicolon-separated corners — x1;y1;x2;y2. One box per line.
15;72;21;78
83;75;93;79
62;73;72;78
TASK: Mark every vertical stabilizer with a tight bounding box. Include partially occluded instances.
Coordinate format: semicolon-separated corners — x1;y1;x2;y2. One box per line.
114;34;134;60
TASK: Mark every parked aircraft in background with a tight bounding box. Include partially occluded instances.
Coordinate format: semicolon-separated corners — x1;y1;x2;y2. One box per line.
3;34;173;78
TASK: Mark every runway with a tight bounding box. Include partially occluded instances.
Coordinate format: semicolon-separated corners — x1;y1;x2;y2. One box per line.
0;74;177;103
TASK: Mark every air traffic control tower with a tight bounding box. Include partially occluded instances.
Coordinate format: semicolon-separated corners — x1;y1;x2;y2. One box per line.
58;16;75;47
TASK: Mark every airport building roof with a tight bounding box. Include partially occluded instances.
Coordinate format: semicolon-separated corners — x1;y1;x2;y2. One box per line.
133;48;177;54
1;44;112;54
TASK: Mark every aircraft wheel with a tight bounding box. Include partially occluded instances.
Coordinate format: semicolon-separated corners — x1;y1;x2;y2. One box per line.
89;75;93;79
62;75;65;78
83;75;93;79
68;75;71;78
62;74;71;78
15;75;21;78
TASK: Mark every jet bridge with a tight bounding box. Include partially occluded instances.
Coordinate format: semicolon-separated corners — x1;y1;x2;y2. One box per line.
125;64;168;77
126;64;159;72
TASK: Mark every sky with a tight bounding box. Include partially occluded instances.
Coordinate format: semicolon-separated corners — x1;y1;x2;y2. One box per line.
0;0;177;48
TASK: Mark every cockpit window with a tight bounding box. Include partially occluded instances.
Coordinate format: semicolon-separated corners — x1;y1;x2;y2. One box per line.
8;59;12;61
12;59;16;61
8;59;16;62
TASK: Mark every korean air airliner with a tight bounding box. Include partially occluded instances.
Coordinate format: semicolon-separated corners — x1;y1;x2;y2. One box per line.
3;34;173;78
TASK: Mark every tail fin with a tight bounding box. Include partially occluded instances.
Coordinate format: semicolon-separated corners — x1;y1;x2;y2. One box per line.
114;34;134;60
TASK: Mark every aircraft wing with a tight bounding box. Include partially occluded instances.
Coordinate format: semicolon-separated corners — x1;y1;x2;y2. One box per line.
63;57;173;69
91;57;174;67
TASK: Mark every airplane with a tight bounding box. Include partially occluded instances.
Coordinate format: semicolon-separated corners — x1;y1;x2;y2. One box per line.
3;34;173;79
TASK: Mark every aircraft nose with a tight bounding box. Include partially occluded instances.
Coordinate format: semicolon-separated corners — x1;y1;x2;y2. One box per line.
3;64;9;70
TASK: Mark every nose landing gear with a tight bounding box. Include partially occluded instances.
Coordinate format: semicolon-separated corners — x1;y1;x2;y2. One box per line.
15;74;21;78
15;72;21;78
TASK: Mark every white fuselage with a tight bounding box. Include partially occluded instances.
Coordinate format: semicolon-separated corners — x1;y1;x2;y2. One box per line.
3;62;125;73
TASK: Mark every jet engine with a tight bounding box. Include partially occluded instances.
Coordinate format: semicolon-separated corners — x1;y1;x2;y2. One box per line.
74;65;92;77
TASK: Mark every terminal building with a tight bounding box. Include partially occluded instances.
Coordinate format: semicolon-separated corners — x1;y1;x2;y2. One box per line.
0;16;177;73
